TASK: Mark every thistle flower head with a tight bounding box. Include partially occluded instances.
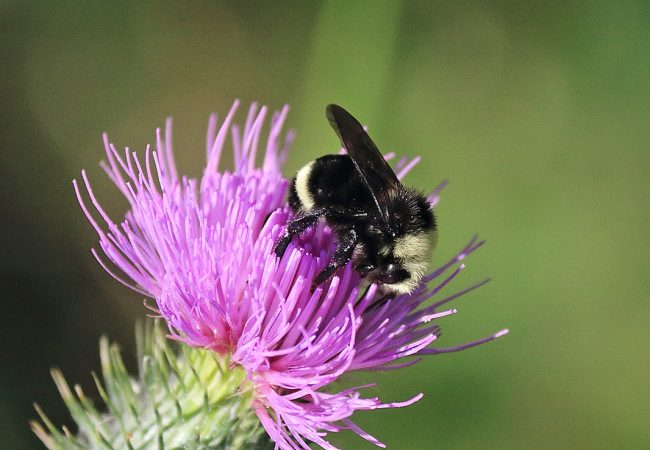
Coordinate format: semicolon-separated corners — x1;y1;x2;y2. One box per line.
73;101;507;449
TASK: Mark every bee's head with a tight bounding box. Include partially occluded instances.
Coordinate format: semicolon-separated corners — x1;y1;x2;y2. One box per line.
354;189;437;294
366;188;437;294
365;256;426;295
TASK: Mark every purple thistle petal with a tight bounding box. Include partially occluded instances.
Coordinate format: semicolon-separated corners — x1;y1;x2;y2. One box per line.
75;101;507;449
428;179;449;207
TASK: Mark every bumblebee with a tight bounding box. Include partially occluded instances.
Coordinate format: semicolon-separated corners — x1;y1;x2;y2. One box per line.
274;104;436;294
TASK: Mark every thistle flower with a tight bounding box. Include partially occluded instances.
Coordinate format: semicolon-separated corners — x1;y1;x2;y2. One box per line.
69;101;507;449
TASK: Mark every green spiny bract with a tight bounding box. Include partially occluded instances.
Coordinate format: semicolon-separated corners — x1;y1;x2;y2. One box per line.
32;320;272;450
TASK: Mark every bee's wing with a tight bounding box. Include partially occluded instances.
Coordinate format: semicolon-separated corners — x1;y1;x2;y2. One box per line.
326;104;400;227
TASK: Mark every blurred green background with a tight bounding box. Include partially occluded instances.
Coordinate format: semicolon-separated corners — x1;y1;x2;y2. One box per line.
1;1;648;448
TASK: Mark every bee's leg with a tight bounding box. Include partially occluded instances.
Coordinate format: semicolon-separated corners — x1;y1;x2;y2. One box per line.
313;229;358;289
273;209;326;257
354;263;374;277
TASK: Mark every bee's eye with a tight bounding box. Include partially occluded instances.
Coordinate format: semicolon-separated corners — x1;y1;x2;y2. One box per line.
377;264;409;284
